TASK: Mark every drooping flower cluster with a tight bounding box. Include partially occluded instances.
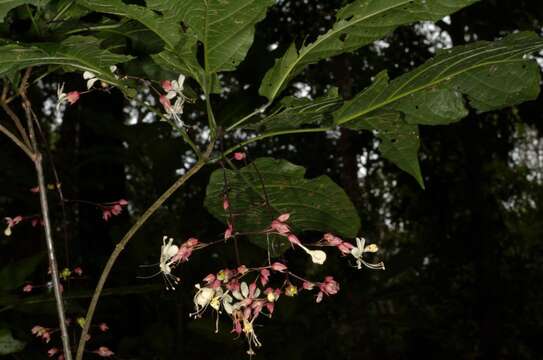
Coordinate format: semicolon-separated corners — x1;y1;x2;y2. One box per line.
188;262;345;356
3;215;44;237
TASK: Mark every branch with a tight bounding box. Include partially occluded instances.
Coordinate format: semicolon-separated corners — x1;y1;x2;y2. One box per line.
75;141;215;360
0;122;34;159
20;69;73;360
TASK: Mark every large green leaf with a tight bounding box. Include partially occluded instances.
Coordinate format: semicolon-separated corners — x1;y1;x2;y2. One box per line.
78;0;183;49
258;0;479;102
0;328;25;355
204;158;361;255
0;36;133;92
176;0;274;73
334;32;543;186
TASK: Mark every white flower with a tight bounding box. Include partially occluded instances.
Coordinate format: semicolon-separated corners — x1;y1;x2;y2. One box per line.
350;237;385;270
83;71;99;89
159;236;180;289
297;243;327;264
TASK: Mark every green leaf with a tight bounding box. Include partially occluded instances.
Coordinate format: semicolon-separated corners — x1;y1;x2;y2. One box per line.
334;32;543;186
247;88;342;131
176;0;274;73
204;158;361;255
0;253;44;291
0;328;25;355
78;0;183;49
0;36;133;93
0;0;45;23
259;0;479;102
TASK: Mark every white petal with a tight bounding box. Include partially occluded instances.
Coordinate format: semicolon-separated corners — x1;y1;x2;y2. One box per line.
166;245;179;258
166;91;177;99
232;290;243;300
83;71;95;80
254;288;261;298
86;77;99;89
223;300;233;314
109;65;117;73
309;250;327;264
241;282;249;298
177;74;185;89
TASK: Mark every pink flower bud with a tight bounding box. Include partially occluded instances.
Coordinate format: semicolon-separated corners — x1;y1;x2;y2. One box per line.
223;195;229;210
324;233;342;246
224;223;233;239
73;267;83;276
271;220;290;235
260;268;270;286
30;186;39;193
203;274;216;284
118;199;128;206
302;281;314;290
102;209;112;221
110;204;122;215
66;91;80;105
23;284;33;293
93;346;114;357
337;242;354;254
271;262;287;272
276;213;290;222
233;152;246;161
161;80;173;91
99;323;109;332
266;302;275;314
237;265;248;274
287;233;301;246
159;95;172;110
47;347;59;357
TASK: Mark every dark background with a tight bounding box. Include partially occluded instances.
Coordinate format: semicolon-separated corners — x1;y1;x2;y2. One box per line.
1;0;543;359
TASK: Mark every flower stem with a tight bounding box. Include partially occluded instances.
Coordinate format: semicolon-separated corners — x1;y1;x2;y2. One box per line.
75;141;215;360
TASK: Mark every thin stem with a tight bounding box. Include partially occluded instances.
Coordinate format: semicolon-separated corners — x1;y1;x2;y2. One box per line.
26;4;42;37
49;0;75;24
21;85;72;359
205;93;217;139
75;141;215;360
1;103;32;149
225;103;270;132
220;127;330;159
63;23;125;36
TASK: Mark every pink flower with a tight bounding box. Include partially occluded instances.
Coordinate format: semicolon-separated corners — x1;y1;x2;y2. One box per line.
66;91;80;105
30;186;40;193
31;217;43;227
47;347;59;357
23;284;33;293
118;199;128;206
73;267;83;276
159;94;172;110
93;347;114;357
99;323;109;332
161;80;173;92
224;223;233;239
303;281;315;290
237;265;248;274
270;262;287;272
233;152;246;161
259;269;270;286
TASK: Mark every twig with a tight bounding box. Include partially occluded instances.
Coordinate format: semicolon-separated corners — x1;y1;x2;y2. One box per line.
0;122;34;159
20;68;73;360
75;141;215;360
